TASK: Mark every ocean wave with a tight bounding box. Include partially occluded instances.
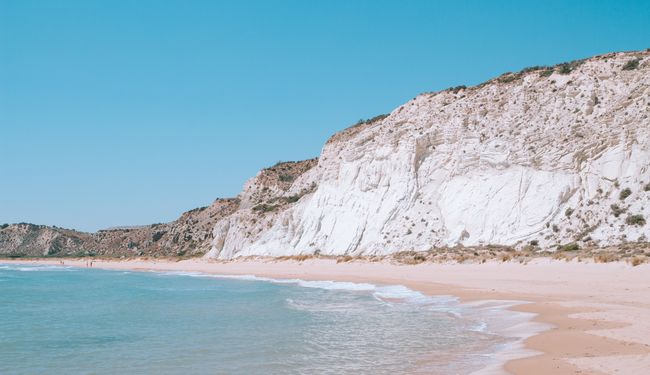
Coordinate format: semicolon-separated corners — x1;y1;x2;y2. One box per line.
0;264;77;272
156;270;459;309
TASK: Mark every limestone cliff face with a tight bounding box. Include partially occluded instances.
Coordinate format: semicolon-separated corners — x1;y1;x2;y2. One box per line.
207;50;650;258
3;50;649;259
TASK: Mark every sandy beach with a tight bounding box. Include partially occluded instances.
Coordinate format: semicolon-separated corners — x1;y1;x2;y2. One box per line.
5;257;650;375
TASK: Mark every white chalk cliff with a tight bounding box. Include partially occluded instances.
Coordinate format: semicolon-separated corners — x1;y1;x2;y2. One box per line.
206;50;650;259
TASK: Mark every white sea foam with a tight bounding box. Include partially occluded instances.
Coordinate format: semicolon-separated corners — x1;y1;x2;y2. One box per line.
460;300;551;375
157;270;460;308
0;264;76;272
196;273;548;375
3;264;546;374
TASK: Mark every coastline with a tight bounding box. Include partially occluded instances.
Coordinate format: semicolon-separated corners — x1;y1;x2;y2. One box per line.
3;258;650;374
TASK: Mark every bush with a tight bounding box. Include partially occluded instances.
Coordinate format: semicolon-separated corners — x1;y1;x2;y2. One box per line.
0;223;8;229
447;85;466;93
152;231;166;242
356;114;389;125
555;59;585;75
645;183;650;192
521;65;546;73
557;63;573;75
498;73;518;83
619;188;632;200
406;253;427;264
285;195;300;203
278;174;294;182
626;214;646;226
499;253;512;262
529;240;539;246
539;68;554;77
629;256;646;267
622;59;640;71
252;204;277;213
611;204;626;217
560;242;580;251
565;208;574;217
367;113;389;123
595;253;618;263
336;255;354;263
552;224;560;233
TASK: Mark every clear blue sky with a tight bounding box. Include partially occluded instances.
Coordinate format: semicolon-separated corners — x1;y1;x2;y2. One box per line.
1;0;649;232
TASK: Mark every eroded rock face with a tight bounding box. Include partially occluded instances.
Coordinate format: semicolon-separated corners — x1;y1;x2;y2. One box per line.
0;223;93;257
3;51;649;259
0;198;240;257
207;50;650;258
0;159;317;257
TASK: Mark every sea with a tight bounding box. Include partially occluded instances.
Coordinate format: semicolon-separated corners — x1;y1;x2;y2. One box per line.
0;263;536;374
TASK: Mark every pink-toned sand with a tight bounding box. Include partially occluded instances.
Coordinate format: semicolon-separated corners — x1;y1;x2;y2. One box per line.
7;258;650;374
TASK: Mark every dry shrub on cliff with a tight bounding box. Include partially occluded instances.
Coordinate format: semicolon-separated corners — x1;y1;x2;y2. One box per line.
498;253;512;262
336;255;354;263
552;251;569;261
628;256;647;266
454;253;470;263
393;251;428;265
276;254;313;262
594;252;619;263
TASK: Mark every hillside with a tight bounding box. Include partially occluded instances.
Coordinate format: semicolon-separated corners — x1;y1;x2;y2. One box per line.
2;50;649;259
0;198;237;257
206;50;650;258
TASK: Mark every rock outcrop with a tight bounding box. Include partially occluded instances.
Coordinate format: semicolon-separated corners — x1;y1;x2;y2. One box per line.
2;50;649;258
0;198;239;257
206;50;650;258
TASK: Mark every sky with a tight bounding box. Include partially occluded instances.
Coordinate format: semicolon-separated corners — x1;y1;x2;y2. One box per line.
1;0;649;232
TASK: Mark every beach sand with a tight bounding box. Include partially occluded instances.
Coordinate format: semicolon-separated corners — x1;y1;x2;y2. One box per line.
5;257;650;374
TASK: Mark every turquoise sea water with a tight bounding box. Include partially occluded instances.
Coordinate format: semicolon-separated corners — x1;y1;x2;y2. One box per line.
0;264;517;374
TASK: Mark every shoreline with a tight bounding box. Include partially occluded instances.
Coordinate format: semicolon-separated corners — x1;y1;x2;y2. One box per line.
3;257;650;374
